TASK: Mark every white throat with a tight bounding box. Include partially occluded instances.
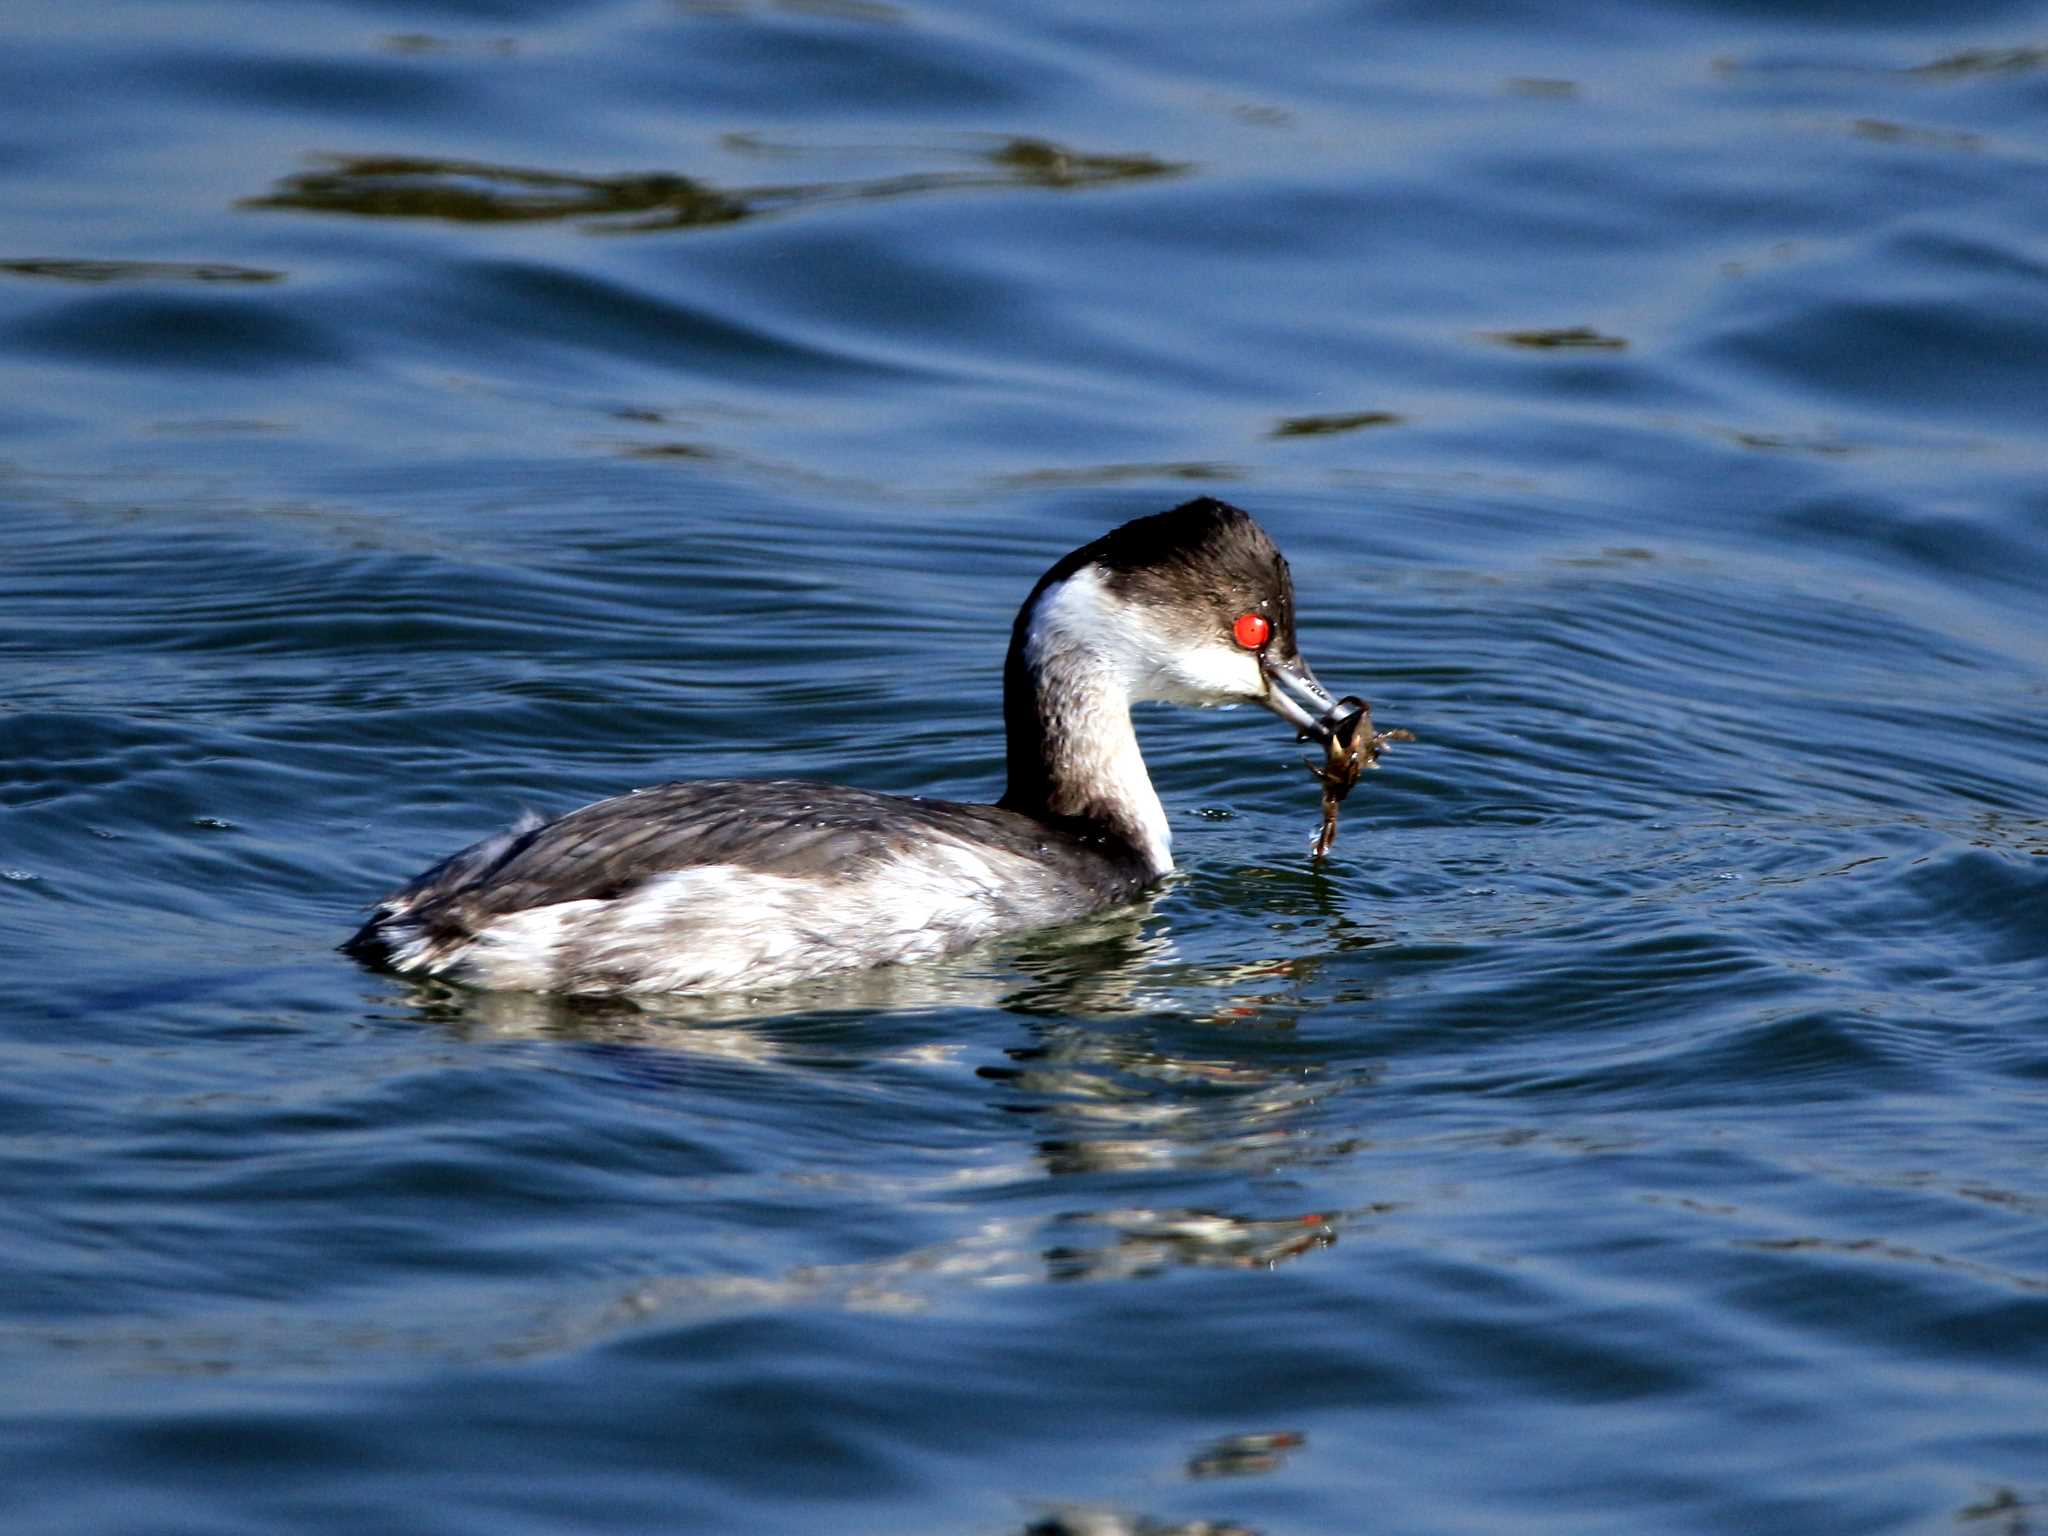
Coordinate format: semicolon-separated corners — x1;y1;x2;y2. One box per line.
1023;567;1174;877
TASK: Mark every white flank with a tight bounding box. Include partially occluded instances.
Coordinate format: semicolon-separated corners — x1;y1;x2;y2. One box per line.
442;900;607;991
417;837;1068;996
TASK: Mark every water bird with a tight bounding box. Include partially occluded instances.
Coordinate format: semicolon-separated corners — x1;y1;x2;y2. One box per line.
345;497;1363;995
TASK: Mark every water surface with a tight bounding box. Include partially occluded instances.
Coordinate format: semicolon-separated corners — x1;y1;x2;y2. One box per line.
4;1;2047;1532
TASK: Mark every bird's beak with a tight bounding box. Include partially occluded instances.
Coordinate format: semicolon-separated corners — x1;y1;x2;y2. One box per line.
1259;651;1364;745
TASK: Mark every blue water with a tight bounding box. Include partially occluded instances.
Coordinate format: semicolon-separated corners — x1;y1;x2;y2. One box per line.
4;1;2047;1532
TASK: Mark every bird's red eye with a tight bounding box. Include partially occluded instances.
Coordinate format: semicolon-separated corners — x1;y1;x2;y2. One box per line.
1233;611;1271;649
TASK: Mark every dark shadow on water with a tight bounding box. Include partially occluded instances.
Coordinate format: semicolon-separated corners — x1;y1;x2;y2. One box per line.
1713;42;2048;82
1267;409;1404;438
1910;46;2048;78
239;137;1188;234
1478;324;1629;350
985;461;1242;491
243;158;751;229
677;0;908;22
0;258;283;284
1958;1487;2046;1536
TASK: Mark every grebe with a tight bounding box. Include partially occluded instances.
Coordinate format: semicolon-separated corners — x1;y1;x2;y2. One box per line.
345;498;1363;995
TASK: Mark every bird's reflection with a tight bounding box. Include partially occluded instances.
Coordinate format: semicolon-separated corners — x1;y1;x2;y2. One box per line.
981;1014;1371;1181
1042;1206;1338;1280
373;886;1390;1291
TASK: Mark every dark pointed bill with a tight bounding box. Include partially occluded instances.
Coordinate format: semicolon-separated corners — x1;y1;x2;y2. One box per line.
1259;653;1364;745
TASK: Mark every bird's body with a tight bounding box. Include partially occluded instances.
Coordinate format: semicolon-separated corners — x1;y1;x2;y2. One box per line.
351;780;1151;994
346;498;1358;996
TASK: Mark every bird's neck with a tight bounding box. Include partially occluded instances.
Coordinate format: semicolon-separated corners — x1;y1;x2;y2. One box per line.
998;569;1172;878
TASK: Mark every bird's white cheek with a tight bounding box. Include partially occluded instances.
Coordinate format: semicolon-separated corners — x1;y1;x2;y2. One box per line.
1159;642;1265;704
